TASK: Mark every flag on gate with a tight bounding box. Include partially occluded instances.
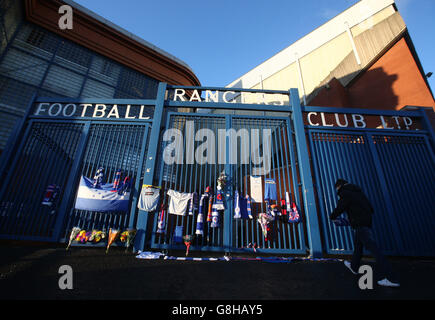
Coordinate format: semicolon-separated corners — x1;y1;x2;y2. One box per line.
74;175;130;212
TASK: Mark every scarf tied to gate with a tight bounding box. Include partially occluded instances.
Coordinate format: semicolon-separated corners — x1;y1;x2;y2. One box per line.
288;202;300;223
195;194;207;235
246;194;253;219
188;192;198;216
234;190;241;219
156;203;166;234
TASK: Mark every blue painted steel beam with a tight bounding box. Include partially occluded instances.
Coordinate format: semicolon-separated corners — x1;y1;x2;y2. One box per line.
289;89;323;258
166;100;292;112
134;82;167;252
167;85;289;95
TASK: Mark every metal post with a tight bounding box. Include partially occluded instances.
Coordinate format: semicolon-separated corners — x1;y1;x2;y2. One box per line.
289;88;323;257
134;82;167;252
223;114;232;253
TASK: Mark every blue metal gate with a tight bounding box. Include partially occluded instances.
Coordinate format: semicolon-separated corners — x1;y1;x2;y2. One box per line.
149;112;306;254
307;109;435;257
0;120;85;241
60;122;152;245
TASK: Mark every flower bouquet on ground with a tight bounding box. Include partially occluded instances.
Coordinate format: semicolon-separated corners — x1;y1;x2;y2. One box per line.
106;228;120;254
183;234;194;257
75;229;90;243
66;227;81;250
89;230;106;243
125;229;137;253
119;229;137;253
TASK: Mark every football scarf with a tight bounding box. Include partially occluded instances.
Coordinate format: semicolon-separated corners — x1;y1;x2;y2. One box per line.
288;202;300;223
286;192;291;215
210;204;220;228
280;199;287;216
214;189;225;210
156;203;166;234
207;195;213;222
188;192;198;216
195;194;207;235
111;170;122;192
42;184;60;206
234;190;241;219
246;194;253;219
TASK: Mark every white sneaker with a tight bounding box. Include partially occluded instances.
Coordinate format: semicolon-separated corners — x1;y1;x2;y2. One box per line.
377;278;400;287
344;260;358;275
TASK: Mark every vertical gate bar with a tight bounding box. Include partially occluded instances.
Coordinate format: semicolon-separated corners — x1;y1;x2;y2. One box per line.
278;124;290;249
290;88;322;257
365;134;405;255
281;120;295;249
270;121;282;249
277;121;291;249
52;122;91;242
318;134;338;251
134;82;167;252
328;134;346;251
284;119;299;249
334;134;353;252
117;125;132;229
152;113;173;248
224;114;232;253
307;131;331;253
128;125;149;229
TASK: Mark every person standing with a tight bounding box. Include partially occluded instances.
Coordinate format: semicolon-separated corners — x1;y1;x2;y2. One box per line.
330;179;400;287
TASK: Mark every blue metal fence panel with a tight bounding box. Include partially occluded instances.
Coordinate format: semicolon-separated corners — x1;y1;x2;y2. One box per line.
150;113;306;254
0;120;84;241
308;130;400;255
61;122;151;245
150;113;227;252
370;134;435;256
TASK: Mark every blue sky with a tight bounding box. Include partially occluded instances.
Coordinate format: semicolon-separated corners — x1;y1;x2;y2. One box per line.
74;0;435;92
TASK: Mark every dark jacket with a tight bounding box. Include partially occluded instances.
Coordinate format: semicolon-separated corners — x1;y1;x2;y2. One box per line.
330;183;374;228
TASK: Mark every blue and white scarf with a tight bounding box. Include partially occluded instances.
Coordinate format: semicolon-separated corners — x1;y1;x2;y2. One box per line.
210;204;220;228
188;192;198;216
234;190;241;219
195;194;207;235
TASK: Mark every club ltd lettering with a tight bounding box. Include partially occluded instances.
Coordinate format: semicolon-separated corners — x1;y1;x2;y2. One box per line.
306;111;413;130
